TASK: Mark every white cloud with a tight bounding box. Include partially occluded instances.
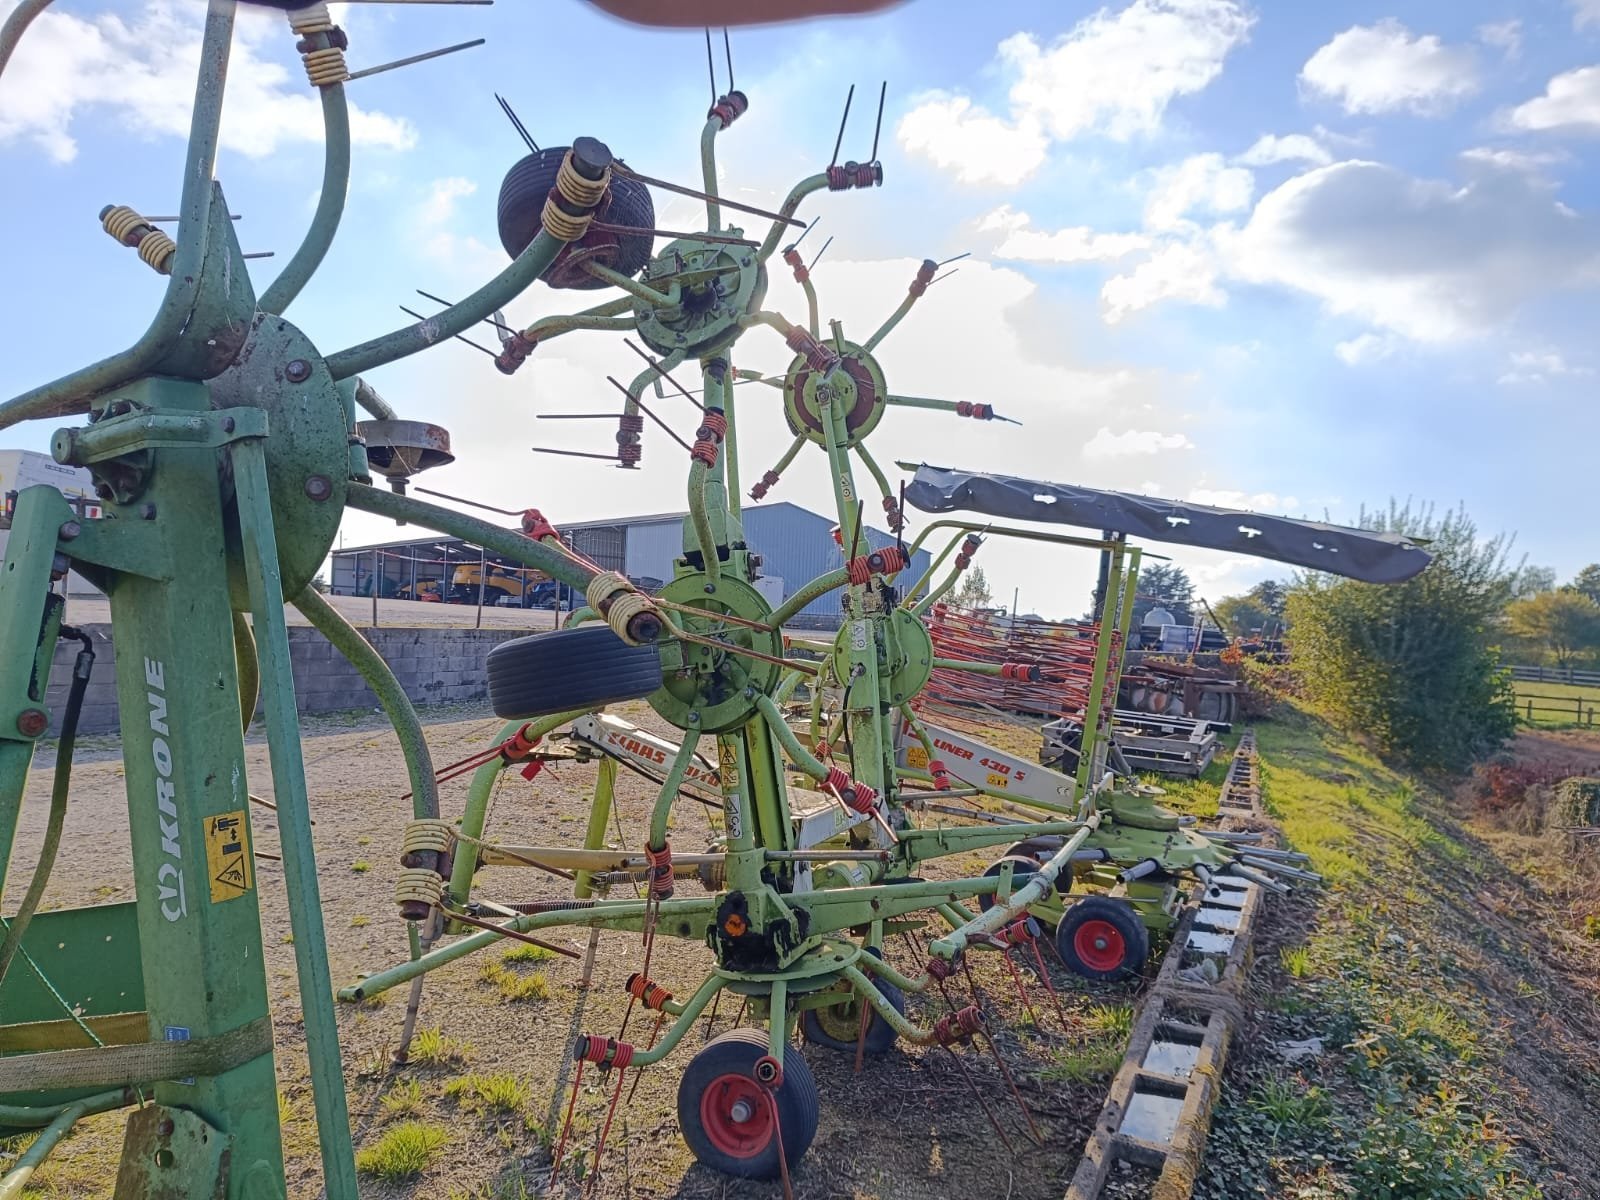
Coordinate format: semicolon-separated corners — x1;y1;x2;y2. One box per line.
898;0;1253;184
0;0;415;163
1301;20;1479;116
1504;66;1600;134
895;95;1048;186
979;206;1150;263
1102;240;1225;323
1188;488;1300;512
1498;349;1594;384
1574;0;1600;29
1143;153;1254;231
1334;332;1396;365
419;178;476;228
1236;133;1331;167
1083;428;1194;458
1477;20;1521;57
1218;160;1600;341
1460;146;1570;174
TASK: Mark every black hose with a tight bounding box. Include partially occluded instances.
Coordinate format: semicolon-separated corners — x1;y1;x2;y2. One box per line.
0;625;94;989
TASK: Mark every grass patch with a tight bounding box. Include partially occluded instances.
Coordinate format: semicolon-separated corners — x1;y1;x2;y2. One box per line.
1040;1040;1124;1083
443;1071;531;1115
379;1077;427;1121
501;942;556;964
479;960;552;1003
351;860;372;874
1083;1003;1133;1039
355;1121;448;1180
410;1027;472;1067
350;915;370;928
1278;945;1312;978
1511;679;1600;729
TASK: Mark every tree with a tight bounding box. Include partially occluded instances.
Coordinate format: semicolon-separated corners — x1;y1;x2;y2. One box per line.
1505;590;1600;668
1213;579;1291;637
952;565;993;609
1570;563;1600;606
1510;564;1556;598
1132;563;1195;626
1285;501;1517;771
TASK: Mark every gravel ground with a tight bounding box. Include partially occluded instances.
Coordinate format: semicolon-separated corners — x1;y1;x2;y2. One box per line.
10;701;1153;1200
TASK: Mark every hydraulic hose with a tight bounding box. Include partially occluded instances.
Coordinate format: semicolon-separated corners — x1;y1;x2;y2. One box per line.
0;627;94;990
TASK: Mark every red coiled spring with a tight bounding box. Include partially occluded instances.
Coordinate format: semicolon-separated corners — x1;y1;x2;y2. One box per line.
933;1005;984;1046
881;495;905;532
691;409;727;467
616;413;644;467
520;508;559;542
494;331;538;376
928;758;951;789
994;918;1038;948
845;545;909;585
708;90;749;127
750;469;781;500
782;246;809;284
823;764;876;813
784;326;839;373
624;973;673;1011
574;1035;635;1069
1000;662;1041;682
501;725;541;761
826;160;883;191
955;401;994;420
908;258;937;298
926;957;956;982
954;534;983;570
643;841;674;900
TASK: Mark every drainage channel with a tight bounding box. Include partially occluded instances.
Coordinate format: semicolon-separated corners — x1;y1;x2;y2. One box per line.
1066;733;1268;1199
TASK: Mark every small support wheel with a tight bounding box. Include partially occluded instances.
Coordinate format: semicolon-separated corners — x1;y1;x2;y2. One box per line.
678;1029;819;1179
801;949;904;1054
1054;896;1149;981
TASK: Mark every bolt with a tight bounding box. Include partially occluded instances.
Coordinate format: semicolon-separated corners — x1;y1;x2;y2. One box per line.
303;474;333;502
58;521;82;541
157;1117;175;1137
285;359;311;383
221;416;236;434
729;1099;754;1123
688;712;700;724
16;710;48;738
139;504;157;520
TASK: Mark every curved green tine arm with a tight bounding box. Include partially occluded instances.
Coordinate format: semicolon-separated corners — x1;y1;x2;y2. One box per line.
853;442;896;520
648;733;703;851
0;0;55;76
292;586;438;819
327;228;568;380
582;260;676;305
0;1091;135;1197
258;79;350;315
700;117;724;231
754;694;830;783
766;567;850;629
757;174;829;262
616;971;725;1067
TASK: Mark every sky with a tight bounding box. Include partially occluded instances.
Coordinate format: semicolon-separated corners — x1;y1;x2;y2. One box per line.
2;0;1597;619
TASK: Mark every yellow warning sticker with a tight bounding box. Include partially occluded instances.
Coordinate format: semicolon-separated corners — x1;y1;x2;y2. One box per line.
906;746;929;769
204;810;253;904
985;772;1010;789
717;740;740;788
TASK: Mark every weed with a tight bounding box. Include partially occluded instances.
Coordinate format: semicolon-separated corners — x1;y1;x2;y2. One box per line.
444;1072;531;1115
379;1078;427;1121
357;835;372;846
410;1027;472;1067
1279;945;1313;978
350;915;370;928
351;860;372;874
1040;1040;1123;1083
1083;1004;1133;1039
1247;1077;1328;1136
277;1090;295;1127
355;1121;448;1180
479;960;552;1003
1584;914;1600;940
501;943;556;964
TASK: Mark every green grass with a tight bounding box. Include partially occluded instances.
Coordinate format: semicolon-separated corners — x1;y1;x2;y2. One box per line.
1511;679;1600;729
409;1027;472;1067
501;942;556;964
355;1121;448;1180
443;1072;531;1115
478;960;552;1003
351;860;372;873
1040;1039;1124;1083
379;1078;427;1121
1278;945;1312;978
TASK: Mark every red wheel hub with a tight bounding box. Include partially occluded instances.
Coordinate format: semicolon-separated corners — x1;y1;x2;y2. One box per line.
1074;919;1127;972
699;1073;774;1158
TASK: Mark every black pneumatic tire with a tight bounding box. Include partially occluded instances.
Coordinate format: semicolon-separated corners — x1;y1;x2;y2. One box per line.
486;626;660;719
496;148;656;289
801;947;904;1054
678;1029;820;1179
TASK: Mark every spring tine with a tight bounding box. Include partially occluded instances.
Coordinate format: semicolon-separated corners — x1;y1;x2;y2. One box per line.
937;250;972;267
787;215;821;254
704;27;717;102
622;339;704;410
344;39;485;82
808;235;834;272
416;289;517;337
531;447;619;462
610;163;806;228
981;1026;1045;1145
604;377;693;452
942;1044;1018;1158
495;93;538;154
723;27;735;92
398;305;495;356
414;486;520;515
830;84;855;168
870;80;887;161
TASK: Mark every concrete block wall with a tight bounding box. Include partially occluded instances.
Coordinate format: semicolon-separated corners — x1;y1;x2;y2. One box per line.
40;622;530;736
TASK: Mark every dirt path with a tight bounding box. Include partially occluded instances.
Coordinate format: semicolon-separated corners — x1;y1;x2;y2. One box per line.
10;703;1148;1200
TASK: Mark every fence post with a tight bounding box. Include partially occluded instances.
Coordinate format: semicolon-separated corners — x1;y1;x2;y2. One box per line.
372;550;379;628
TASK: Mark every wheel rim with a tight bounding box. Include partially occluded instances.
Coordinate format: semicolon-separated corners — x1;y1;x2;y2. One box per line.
1074;918;1127;972
813;995;865;1043
699;1074;774;1159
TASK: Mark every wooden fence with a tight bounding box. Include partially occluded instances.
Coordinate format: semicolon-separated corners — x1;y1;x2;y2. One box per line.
1519;693;1598;728
1509;664;1600;687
